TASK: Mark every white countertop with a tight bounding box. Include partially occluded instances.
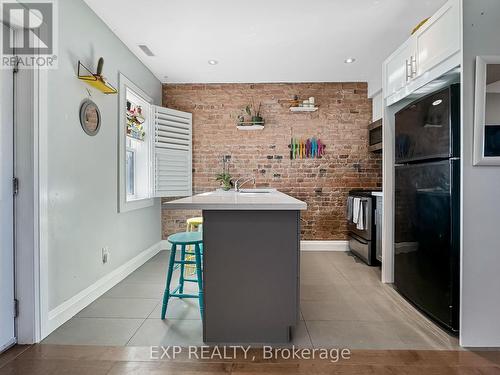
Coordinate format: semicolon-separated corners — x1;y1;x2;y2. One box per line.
163;189;307;210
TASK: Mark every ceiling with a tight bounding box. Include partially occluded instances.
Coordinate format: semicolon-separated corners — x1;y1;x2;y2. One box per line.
84;0;447;94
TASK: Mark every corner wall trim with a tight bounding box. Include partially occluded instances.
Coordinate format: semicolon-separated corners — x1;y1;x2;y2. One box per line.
45;240;168;337
300;240;349;252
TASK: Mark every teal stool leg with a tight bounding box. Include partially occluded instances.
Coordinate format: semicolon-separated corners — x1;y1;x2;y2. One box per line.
194;243;204;318
179;244;186;296
161;243;177;319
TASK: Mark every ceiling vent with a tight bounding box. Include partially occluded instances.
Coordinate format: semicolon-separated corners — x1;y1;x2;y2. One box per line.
138;44;155;57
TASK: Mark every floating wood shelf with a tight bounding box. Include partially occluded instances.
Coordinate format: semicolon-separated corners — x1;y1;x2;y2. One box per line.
236;124;265;131
236;120;265;130
77;60;118;95
290;106;319;113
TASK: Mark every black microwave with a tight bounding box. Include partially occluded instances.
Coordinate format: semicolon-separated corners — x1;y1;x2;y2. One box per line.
368;119;382;152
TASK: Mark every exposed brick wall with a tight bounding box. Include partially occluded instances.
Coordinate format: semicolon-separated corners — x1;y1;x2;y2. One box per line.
162;83;382;240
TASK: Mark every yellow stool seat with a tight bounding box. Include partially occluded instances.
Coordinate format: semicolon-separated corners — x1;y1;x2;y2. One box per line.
186;217;203;232
185;217;203;277
187;217;203;225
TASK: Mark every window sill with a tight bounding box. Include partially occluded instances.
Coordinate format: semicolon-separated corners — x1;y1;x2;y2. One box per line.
119;197;155;213
127;195;149;202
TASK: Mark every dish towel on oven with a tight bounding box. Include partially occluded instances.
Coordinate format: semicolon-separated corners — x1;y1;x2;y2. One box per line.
356;200;366;231
346;196;354;222
352;198;361;224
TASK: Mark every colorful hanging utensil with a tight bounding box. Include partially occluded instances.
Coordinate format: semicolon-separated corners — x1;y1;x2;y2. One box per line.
289;137;326;159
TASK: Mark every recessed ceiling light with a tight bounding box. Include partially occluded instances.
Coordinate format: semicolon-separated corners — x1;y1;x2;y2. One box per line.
344;57;356;64
208;59;219;65
432;99;443;106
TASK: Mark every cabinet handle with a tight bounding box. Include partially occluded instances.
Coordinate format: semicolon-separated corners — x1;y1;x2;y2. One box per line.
411;56;417;77
406;59;412;82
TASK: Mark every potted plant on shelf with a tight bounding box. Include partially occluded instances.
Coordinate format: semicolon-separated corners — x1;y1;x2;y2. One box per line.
245;102;263;125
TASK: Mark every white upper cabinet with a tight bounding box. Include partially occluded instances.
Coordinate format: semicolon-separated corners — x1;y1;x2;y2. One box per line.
384;38;416;97
383;0;460;102
415;0;460;76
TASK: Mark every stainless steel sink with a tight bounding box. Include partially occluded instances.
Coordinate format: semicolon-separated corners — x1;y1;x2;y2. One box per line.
238;189;274;194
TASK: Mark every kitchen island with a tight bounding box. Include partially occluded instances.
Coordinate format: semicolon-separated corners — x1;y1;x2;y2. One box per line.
164;189;307;343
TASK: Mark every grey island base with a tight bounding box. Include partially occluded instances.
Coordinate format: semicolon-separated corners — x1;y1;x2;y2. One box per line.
164;189;307;343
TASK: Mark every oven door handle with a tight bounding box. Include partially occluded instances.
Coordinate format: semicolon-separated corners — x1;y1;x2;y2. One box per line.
349;233;369;245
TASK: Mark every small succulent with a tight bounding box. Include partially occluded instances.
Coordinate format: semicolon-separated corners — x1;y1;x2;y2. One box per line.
216;156;232;190
216;173;232;191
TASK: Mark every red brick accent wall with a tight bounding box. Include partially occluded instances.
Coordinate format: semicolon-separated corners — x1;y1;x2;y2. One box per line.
162;83;382;241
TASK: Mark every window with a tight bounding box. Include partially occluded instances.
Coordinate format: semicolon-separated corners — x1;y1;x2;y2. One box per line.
125;88;151;202
118;73;193;213
118;74;154;212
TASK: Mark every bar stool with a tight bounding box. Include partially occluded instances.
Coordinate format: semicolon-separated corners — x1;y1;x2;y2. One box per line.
161;231;204;319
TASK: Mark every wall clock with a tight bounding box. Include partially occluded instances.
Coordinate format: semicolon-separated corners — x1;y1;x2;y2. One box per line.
79;99;101;136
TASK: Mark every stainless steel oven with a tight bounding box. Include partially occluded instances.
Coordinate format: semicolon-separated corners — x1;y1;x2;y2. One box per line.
347;190;379;266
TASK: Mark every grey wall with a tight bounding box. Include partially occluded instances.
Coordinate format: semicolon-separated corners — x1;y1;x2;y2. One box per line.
46;0;162;309
461;0;500;347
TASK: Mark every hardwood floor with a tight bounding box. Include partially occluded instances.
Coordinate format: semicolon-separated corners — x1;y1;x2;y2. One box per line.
1;345;499;374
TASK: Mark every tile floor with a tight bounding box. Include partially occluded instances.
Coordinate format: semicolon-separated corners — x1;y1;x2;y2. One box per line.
42;251;460;349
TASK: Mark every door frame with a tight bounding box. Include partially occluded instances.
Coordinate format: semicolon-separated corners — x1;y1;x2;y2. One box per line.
12;42;48;345
0;24;16;353
37;68;49;341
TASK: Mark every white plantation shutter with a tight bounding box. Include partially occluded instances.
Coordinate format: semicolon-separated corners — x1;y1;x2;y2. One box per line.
152;106;192;197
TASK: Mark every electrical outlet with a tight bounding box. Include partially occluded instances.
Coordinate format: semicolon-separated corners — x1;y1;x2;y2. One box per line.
101;247;110;264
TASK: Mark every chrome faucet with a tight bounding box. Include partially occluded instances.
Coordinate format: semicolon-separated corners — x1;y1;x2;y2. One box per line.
234;176;255;192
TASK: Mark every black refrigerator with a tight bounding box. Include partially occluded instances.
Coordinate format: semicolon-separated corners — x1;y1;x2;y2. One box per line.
394;84;460;333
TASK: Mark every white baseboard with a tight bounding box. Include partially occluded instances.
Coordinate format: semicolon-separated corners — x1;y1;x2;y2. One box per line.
46;240;168;336
0;337;16;353
300;240;349;252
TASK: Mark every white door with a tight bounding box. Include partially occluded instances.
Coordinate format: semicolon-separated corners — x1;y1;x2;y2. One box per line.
0;23;16;352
